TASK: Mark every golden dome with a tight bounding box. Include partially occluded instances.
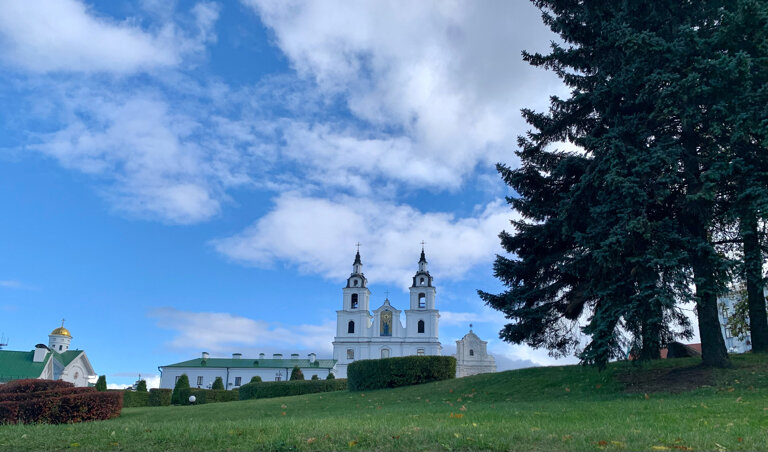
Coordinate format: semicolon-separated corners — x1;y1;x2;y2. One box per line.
50;327;71;337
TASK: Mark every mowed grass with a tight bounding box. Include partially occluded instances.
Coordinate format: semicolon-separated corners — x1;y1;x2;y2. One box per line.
1;355;768;451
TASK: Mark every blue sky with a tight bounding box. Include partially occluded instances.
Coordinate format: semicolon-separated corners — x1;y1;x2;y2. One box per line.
0;0;573;388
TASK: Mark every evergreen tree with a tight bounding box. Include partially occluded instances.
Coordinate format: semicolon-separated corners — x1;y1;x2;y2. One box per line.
136;379;147;392
250;375;262;383
290;366;304;381
311;374;319;380
95;375;107;391
171;374;190;405
211;376;225;390
326;372;335;380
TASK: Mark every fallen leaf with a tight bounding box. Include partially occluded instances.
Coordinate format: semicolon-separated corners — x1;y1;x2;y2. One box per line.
348;440;358;447
281;404;287;409
391;435;400;439
449;413;464;419
70;444;81;448
307;438;316;444
645;393;650;400
727;387;735;392
736;397;743;403
472;423;478;427
737;438;743;443
565;387;571;392
651;446;670;450
460;405;467;411
595;384;602;389
454;433;461;438
281;412;286;416
562;435;573;441
597;440;608;446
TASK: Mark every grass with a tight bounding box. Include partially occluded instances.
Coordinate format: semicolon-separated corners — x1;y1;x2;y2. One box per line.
1;354;768;451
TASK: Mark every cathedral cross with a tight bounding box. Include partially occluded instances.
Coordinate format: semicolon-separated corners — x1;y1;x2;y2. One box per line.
61;318;66;328
420;240;426;250
384;290;390;299
356;242;361;252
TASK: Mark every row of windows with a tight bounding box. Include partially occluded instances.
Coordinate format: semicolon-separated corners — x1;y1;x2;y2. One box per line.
347;320;425;334
346;348;425;360
349;293;428;309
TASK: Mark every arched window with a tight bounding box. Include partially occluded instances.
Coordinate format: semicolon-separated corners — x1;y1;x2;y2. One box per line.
347;349;354;360
353;279;359;286
418;293;426;308
417;349;425;356
58;345;63;351
348;320;355;334
381;348;390;358
380;311;392;336
351;293;358;309
420;277;425;284
418;320;425;333
469;349;474;356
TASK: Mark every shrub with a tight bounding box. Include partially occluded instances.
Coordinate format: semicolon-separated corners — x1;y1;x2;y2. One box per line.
0;389;122;424
95;375;107;391
326;372;335;380
239;379;347;400
0;379;73;394
211;377;225;390
136;379;148;392
0;387;91;403
122;390;150;407
347;356;456;391
290;366;305;381
171;374;190;405
311;374;319;380
184;389;239;405
250;376;262;383
148;388;171;406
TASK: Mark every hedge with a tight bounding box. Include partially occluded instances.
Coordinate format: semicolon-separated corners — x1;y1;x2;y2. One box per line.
347;355;456;391
0;380;122;424
148;388;171;406
122;390;150;408
239;379;347;400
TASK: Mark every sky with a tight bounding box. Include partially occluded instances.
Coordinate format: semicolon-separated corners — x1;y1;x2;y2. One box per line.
0;0;575;389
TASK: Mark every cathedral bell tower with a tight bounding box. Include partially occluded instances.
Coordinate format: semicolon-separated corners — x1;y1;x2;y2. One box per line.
406;246;439;339
343;249;370;311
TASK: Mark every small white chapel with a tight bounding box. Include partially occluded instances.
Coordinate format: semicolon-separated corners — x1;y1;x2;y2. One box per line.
332;247;442;378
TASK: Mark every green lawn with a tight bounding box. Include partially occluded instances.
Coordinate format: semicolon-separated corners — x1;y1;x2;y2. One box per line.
1;354;767;451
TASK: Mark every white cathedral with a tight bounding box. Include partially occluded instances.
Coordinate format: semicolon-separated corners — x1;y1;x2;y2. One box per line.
332;248;442;378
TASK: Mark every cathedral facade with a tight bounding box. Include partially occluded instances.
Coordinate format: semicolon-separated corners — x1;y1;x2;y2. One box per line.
332;249;442;378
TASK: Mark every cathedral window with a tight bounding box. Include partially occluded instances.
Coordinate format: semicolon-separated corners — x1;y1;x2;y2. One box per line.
380;311;393;336
420;277;425;285
351;294;358;309
235;377;241;386
417;349;425;356
347;349;355;360
59;345;63;351
381;348;390;358
353;279;359;286
196;376;203;386
469;349;474;356
418;320;425;333
348;320;355;334
418;293;426;308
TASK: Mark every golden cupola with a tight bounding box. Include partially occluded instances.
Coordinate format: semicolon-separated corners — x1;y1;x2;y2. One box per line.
48;320;73;352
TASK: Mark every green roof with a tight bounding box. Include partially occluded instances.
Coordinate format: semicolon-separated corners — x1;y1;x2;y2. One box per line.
55;350;83;367
162;358;337;369
0;350;49;382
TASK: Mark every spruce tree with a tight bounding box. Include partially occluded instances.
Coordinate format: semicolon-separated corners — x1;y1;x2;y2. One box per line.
95;375;107;391
290;366;304;381
136;379;147;392
171;374;190;405
211;376;225;390
326;372;335;380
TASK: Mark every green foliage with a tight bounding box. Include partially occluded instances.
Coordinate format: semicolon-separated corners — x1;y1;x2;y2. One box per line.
171;374;190;405
310;374;319;380
183;389;239;405
326;372;335;380
211;377;225;390
122;390;149;408
249;376;262;383
347;356;455;391
95;375;107;392
289;366;304;381
147;389;171;406
238;379;347;400
0;381;122;424
135;379;147;392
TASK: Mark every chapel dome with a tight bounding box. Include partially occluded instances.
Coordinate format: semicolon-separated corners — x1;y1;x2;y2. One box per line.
50;326;71;337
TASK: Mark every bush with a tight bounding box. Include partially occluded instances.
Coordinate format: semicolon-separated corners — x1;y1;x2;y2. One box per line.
0;387;91;403
211;377;225;390
184;389;239;405
95;375;107;391
239;379;347;400
290;366;305;381
347;356;456;391
171;374;190;405
122;390;150;407
250;376;262;383
0;388;122;424
326;372;335;380
0;379;74;394
311;374;319;380
148;388;171;406
136;379;147;392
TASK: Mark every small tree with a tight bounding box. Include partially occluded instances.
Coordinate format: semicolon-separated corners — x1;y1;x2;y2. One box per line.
95;375;107;391
136;379;147;392
171;374;190;405
211;376;225;390
311;374;319;380
250;375;262;383
326;372;335;380
289;366;304;381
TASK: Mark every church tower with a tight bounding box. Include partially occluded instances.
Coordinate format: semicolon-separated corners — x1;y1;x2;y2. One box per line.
405;247;440;340
48;320;72;353
333;249;373;366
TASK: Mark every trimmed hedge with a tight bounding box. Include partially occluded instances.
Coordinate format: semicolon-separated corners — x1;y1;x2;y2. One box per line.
187;389;239;405
122;390;150;408
148;388;171;406
347;356;456;391
239;379;347;400
0;379;122;424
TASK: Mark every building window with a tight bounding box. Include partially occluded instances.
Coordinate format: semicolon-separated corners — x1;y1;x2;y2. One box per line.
418;293;426;308
59;345;63;351
235;377;241;386
353;279;359;286
348;320;355;334
197;376;203;386
275;373;282;381
347;349;355;360
420;277;425;285
381;348;390;358
417;349;425;356
380;310;392;336
175;376;181;384
418;320;425;334
351;293;358;309
469;349;474;356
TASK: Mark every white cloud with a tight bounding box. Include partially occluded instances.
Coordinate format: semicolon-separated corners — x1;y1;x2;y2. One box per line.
441;310;504;327
149;307;336;354
212;194;513;288
0;0;218;74
0;280;22;288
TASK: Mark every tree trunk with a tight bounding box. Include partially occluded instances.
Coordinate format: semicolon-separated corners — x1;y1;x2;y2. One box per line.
741;208;768;352
691;250;730;367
